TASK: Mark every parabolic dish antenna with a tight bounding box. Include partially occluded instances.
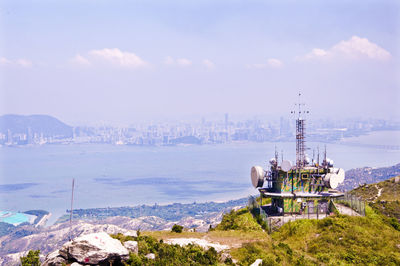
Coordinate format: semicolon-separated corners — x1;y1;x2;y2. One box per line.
281;160;292;172
337;168;345;183
324;173;339;189
251;166;265;188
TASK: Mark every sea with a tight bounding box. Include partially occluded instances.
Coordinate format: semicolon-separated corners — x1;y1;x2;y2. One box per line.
1;130;399;225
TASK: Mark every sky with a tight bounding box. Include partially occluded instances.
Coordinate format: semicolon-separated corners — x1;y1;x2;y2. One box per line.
0;0;399;126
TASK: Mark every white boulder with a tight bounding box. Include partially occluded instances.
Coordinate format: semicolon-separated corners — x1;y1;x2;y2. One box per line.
123;240;139;254
59;232;129;264
42;250;67;266
251;258;263;266
145;253;156;260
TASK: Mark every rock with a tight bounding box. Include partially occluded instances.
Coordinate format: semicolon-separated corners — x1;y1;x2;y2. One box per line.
220;252;232;262
42;250;67;266
251;258;263;266
145;253;156;260
123;241;138;254
394;176;400;183
165;238;229;252
71;263;84;266
59;232;129;265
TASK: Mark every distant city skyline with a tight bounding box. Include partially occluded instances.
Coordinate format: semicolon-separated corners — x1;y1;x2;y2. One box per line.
1;0;399;125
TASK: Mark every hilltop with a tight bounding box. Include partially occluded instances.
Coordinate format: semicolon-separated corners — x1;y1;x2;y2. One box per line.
0;114;72;142
20;200;400;265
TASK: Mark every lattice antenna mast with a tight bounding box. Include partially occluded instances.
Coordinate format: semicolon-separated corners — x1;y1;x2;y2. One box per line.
291;93;309;168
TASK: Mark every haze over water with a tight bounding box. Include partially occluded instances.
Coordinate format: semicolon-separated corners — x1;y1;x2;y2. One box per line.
1;130;399;224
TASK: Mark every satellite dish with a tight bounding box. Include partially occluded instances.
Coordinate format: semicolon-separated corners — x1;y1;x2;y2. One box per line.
324;173;340;189
281;160;292;172
251;166;265;188
337;168;345;183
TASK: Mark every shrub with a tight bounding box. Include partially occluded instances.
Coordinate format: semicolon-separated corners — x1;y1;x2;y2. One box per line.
171;224;183;233
20;250;40;266
126;234;219;265
215;208;262;231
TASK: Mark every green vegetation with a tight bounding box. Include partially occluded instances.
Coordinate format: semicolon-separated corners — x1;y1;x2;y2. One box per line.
351;176;400;224
214;208;263;232
171;224;183;233
231;207;400;265
20;250;40;266
112;233;219;265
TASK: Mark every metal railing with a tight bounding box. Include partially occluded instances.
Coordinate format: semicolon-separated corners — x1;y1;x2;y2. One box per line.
332;192;366;216
248;195;271;232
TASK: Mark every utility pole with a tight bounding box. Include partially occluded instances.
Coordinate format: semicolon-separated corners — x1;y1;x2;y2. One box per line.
69;178;75;241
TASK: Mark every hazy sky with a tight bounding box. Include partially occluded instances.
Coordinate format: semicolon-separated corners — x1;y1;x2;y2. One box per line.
0;0;399;125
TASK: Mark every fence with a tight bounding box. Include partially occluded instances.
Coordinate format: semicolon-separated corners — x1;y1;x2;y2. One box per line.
248;196;272;233
332;192;366;216
248;193;366;233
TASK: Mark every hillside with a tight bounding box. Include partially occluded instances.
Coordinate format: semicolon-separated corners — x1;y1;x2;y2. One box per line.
351;176;400;222
0;114;72;139
139;203;400;265
338;163;400;191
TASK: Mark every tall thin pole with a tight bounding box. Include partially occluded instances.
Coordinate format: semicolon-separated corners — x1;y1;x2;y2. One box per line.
69;178;75;241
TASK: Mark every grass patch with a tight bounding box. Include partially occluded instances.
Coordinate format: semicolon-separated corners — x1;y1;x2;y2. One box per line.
214;208;263;232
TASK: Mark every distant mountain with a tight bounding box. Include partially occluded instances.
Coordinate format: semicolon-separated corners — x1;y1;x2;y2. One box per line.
338;163;400;191
0;114;73;139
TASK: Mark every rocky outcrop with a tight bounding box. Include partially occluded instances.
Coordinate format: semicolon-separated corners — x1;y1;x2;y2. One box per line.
42;250;67;266
123;240;138;254
43;232;129;265
0;221;136;258
0;210;228;265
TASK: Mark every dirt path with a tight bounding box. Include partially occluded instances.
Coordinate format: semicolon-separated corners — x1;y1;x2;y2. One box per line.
376;187;383;198
334;203;360;216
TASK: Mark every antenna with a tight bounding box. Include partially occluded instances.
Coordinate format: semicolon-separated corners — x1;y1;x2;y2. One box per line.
69;178;75;241
291;92;309;168
312;149;315;165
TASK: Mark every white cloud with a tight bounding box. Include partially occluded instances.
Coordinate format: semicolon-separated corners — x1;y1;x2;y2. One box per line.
176;58;192;67
299;36;391;61
88;48;149;68
70;54;91;66
246;58;283;69
164;56;192;67
267;58;283;68
164;56;175;65
202;59;215;69
0;57;12;65
0;57;32;67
